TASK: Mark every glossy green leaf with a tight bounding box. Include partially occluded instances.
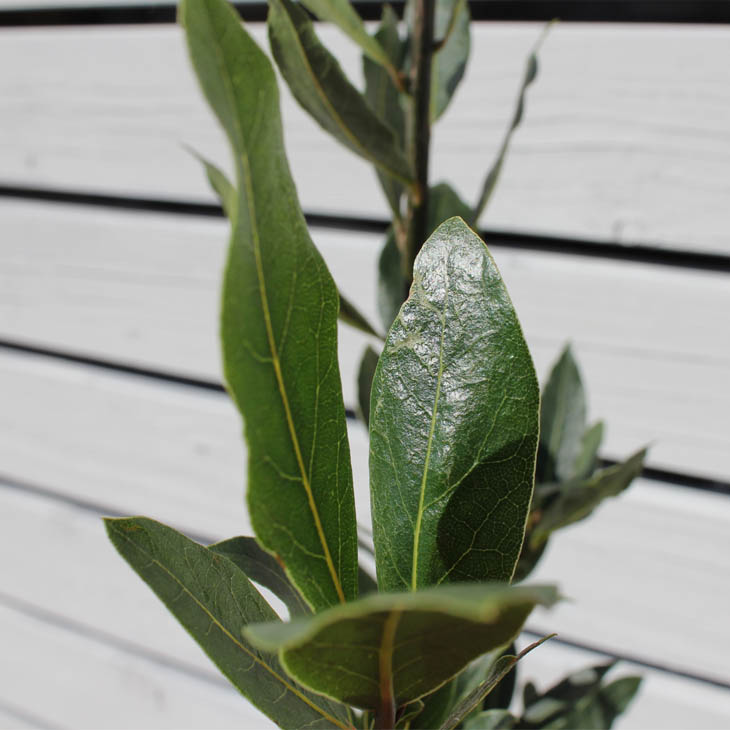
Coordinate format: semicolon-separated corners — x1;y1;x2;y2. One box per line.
181;0;358;611
572;420;604;480
300;0;396;74
268;0;413;185
538;344;587;484
530;448;647;546
357;345;380;426
246;583;558;710
364;5;406;220
209;537;310;617
377;183;472;332
431;0;471;121
105;518;350;729
440;635;554;730
370;217;540;591
472;25;549;222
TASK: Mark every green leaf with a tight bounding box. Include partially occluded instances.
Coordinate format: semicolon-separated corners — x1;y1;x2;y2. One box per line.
520;663;641;729
246;583;558;710
538;344;587;484
377;183;472;332
462;709;516;730
363;5;406;220
440;635;555;730
181;0;358;611
572;420;604;480
339;291;382;338
209;536;311;617
377;229;405;332
358;564;379;597
531;448;647;546
105;518;350;729
370;217;540;591
188;150;236;219
357;345;380;427
268;0;414;185
409;681;456;729
472;24;549;222
431;0;471;121
300;0;397;75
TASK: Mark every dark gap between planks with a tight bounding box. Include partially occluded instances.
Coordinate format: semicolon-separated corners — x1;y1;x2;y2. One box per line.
2;472;730;693
1;338;728;496
1;0;730;26
2;184;729;273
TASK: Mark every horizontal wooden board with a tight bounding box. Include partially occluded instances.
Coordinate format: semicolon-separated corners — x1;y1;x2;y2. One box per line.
1;22;729;252
1;451;729;728
1;349;729;684
2;199;728;479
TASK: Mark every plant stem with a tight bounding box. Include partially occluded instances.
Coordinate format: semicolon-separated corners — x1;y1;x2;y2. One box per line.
403;0;437;292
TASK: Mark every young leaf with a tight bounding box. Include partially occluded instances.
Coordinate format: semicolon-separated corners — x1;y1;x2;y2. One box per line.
181;0;358;610
440;636;554;730
538;344;587;484
530;448;647;546
105;518;350;729
339;291;383;338
245;583;558;710
472;24;549;223
300;0;398;77
188;150;236;218
209;536;311;617
370;217;540;591
268;0;414;185
431;0;471;121
357;345;380;426
363;5;406;220
572;420;604;480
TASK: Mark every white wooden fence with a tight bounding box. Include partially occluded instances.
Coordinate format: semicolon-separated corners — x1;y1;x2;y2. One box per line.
1;5;729;728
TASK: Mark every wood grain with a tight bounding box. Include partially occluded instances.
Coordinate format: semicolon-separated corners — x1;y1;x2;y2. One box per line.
2;200;728;479
0;22;729;251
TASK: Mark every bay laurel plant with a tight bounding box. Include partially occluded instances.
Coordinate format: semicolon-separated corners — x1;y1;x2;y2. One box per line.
106;0;645;727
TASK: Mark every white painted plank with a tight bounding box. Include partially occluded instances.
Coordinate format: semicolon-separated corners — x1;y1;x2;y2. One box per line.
1;482;729;729
1;22;729;251
1;350;729;682
0;602;273;729
1;200;728;478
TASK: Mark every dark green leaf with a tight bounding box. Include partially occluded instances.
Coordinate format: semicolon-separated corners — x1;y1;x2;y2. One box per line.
364;5;406;220
246;583;558;710
105;518;350;729
572;420;604;480
268;0;414;185
377;229;405;332
531;449;647;546
440;636;555;730
463;709;516;730
300;0;396;74
405;681;455;729
370;217;540;591
482;643;518;712
339;291;383;338
181;0;358;611
431;0;471;121
357;345;380;426
538;344;587;484
472;25;549;222
209;536;310;617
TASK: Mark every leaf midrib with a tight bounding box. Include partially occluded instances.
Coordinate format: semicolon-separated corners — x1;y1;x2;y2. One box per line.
110;525;350;730
207;0;346;606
